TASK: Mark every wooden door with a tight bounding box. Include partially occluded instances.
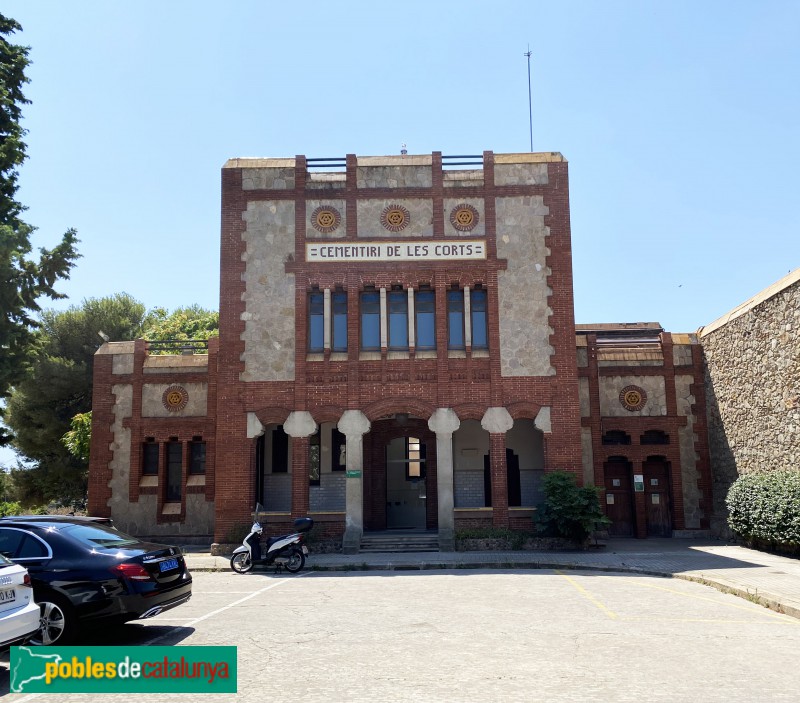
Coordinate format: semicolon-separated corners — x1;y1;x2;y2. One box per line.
643;459;672;537
603;460;634;536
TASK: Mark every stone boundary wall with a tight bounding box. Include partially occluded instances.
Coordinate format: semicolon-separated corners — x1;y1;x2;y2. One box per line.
701;275;800;536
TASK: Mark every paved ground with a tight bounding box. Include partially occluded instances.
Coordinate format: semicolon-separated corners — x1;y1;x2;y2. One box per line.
3;568;800;702
189;537;800;619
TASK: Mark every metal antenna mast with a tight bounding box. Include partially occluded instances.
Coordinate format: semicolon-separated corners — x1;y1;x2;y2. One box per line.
524;45;533;152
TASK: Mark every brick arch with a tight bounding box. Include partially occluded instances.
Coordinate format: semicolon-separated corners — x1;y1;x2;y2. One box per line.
253;406;291;428
313;405;347;424
506;401;542;421
363;397;437;423
451;402;485;421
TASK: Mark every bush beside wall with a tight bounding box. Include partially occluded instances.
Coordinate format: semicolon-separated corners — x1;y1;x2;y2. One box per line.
726;471;800;553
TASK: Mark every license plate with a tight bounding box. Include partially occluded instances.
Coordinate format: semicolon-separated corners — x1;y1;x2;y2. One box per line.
0;588;16;604
159;558;179;572
302;546;308;555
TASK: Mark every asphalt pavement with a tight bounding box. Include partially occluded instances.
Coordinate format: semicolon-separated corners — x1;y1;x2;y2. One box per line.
182;537;800;620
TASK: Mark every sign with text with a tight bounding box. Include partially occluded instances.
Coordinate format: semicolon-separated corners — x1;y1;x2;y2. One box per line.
306;240;486;263
10;646;237;694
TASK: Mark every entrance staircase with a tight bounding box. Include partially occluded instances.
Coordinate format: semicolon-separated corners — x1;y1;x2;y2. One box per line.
359;531;440;553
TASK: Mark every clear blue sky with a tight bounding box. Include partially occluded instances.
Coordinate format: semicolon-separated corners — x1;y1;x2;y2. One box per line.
5;0;799;332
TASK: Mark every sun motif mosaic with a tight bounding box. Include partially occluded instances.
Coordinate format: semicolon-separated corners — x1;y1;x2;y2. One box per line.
163;385;189;412
311;206;341;234
380;204;410;232
619;385;647;412
450;204;479;232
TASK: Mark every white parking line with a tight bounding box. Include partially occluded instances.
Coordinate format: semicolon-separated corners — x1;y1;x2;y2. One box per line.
144;572;310;644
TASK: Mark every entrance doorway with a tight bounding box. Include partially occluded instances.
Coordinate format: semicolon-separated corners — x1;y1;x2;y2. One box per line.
643;458;672;537
603;457;634;537
386;436;427;529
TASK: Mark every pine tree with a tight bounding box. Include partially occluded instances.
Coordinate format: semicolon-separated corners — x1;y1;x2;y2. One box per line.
0;13;80;444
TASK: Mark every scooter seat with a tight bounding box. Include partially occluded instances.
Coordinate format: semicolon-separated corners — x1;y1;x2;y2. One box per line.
265;536;282;548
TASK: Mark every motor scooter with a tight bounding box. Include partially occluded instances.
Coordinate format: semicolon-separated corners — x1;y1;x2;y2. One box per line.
230;505;313;574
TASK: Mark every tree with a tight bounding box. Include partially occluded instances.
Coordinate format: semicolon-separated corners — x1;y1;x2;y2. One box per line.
5;297;218;506
5;294;148;505
62;411;92;464
141;305;219;352
0;14;80;444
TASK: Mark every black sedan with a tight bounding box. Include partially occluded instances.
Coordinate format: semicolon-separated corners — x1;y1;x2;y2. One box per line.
0;516;192;645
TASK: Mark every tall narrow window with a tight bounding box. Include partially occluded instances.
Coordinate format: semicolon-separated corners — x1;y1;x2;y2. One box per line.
361;290;380;351
189;438;206;474
415;289;436;350
166;440;182;501
272;426;288;473
332;291;348;352
407;437;425;479
308;292;324;352
332;428;346;471
309;430;321;486
447;289;465;349
142;440;159;475
388;289;408;350
471;288;488;349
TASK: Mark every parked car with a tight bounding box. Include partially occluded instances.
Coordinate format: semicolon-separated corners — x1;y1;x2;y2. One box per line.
0;516;192;645
0;553;40;649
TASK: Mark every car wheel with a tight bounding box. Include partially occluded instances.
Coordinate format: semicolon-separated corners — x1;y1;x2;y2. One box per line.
30;593;77;646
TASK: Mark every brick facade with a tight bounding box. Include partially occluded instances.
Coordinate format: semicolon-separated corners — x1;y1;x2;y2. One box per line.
88;151;713;548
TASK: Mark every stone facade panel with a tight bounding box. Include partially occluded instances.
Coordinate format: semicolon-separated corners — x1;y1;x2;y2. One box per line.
356;164;432;189
356;199;433;238
496;196;554;377
112;354;134;375
494;162;549;186
241;200;296;381
443;198;485;237
141;382;208;417
306;199;347;239
599;376;667;416
242;167;295;190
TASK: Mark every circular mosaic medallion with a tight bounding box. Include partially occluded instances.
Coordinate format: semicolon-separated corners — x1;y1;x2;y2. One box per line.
311;206;341;234
163;385;188;412
619;385;647;412
380;204;410;232
450;204;479;232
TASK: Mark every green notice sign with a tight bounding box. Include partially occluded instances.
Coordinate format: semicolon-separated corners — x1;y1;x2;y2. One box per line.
346;470;361;478
10;646;237;694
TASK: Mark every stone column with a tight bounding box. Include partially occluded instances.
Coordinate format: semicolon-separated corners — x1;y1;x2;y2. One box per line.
428;408;460;551
482;407;514;527
338;410;371;553
283;411;317;518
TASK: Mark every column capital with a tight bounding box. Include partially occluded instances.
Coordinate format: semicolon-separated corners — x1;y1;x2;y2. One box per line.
337;409;370;437
246;412;265;439
481;407;513;434
428;407;460;435
535;406;552;433
284;411;317;438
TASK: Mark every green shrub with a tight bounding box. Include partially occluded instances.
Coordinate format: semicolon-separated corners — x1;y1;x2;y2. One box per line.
534;471;610;542
0;501;24;517
726;471;800;549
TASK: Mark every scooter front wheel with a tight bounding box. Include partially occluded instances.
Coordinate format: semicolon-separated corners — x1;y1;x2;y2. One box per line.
284;547;305;573
230;551;253;574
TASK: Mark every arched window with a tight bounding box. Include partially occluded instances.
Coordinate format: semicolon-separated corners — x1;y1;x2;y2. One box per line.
602;430;631;446
641;430;669;445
